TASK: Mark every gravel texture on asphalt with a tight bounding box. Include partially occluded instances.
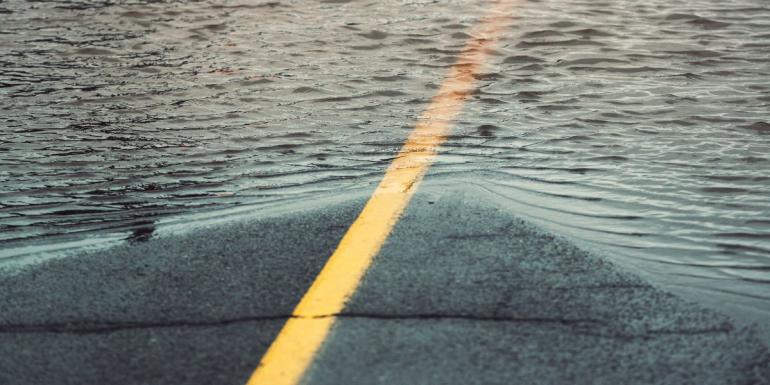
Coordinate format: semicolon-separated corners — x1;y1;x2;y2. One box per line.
1;186;768;385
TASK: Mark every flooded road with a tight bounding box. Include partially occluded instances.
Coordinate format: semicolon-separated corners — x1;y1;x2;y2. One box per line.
1;0;769;323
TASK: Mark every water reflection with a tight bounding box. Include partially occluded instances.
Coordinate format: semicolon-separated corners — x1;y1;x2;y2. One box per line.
0;0;768;320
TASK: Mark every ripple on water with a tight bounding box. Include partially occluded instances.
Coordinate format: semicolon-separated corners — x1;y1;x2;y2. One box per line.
0;0;769;328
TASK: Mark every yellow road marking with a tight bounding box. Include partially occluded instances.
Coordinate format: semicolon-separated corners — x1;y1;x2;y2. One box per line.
246;2;518;384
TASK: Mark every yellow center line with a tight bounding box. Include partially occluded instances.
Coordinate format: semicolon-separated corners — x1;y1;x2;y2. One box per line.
245;2;518;384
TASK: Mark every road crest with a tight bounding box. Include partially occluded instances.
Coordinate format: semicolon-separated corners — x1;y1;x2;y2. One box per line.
245;1;520;384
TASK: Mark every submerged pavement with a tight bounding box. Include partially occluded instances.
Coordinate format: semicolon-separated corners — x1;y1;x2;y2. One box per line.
1;185;768;384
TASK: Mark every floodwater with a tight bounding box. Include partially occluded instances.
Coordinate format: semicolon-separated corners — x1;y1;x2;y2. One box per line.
1;1;769;321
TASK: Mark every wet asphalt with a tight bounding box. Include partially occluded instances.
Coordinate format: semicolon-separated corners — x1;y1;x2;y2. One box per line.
1;184;769;385
3;0;770;344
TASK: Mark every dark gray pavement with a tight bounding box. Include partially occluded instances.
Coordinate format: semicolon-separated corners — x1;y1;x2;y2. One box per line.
311;188;770;384
0;199;364;385
1;186;769;384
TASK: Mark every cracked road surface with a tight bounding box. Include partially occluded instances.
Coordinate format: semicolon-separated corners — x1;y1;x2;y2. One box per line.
2;0;770;381
1;183;769;384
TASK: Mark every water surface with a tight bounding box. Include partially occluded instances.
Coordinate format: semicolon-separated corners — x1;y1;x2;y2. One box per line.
1;0;768;325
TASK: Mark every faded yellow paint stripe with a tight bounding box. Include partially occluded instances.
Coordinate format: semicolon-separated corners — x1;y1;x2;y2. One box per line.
246;2;518;384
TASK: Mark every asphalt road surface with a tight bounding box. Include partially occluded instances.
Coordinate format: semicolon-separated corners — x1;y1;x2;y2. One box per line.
2;0;770;384
1;183;768;384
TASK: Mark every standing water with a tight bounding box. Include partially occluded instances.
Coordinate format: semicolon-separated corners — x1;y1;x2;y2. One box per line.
1;0;769;333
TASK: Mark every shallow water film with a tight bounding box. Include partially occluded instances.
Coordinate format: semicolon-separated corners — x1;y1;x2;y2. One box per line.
1;1;769;320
